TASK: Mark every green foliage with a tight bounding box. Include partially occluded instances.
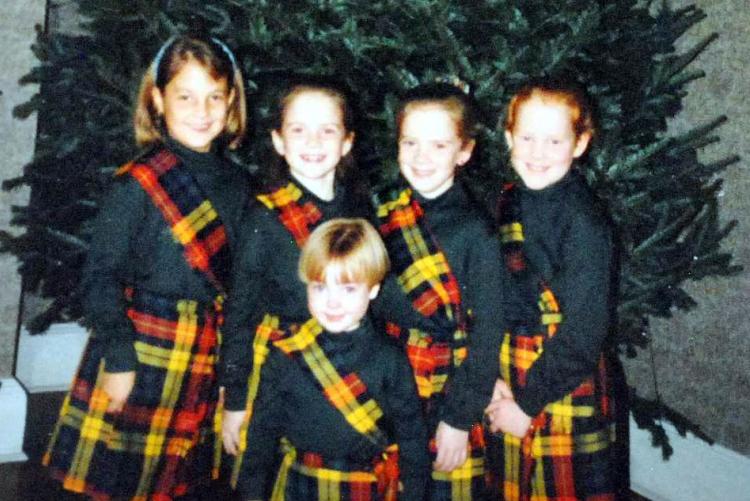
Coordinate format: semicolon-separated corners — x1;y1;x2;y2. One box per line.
1;0;741;443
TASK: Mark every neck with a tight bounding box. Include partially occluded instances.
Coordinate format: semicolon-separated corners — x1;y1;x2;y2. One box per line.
293;173;336;201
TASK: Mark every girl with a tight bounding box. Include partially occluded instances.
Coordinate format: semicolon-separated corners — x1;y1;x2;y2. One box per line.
371;83;509;500
43;35;250;500
484;79;617;500
219;77;370;497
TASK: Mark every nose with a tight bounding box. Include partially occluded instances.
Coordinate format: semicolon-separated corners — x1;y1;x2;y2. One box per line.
306;131;322;147
414;144;429;163
326;291;341;308
530;140;544;159
195;98;210;117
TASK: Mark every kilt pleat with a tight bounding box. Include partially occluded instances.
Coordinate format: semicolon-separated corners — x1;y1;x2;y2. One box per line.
44;289;220;500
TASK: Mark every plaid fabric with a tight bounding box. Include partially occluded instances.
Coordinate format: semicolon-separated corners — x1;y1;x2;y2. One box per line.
217;314;288;487
486;184;616;501
257;181;323;246
44;288;221;500
272;443;400;501
376;187;485;500
126;148;231;294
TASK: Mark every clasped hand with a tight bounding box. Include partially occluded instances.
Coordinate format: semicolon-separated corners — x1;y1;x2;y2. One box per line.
483;379;532;439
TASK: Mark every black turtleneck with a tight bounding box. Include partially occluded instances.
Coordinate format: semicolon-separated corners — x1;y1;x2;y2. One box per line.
220;178;366;410
513;171;614;416
238;318;429;500
371;181;511;431
80;138;251;372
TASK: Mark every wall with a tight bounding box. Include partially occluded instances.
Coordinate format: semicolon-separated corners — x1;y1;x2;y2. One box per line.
622;0;750;455
0;2;45;377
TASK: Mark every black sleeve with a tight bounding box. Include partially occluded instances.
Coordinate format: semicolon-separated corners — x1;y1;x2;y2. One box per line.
236;349;286;498
515;212;613;417
219;205;269;410
384;347;430;500
440;231;507;430
80;178;145;372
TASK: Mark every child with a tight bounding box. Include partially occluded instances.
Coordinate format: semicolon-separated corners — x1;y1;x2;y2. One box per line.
237;218;429;500
484;79;617;500
371;83;509;500
42;34;249;499
219;77;370;486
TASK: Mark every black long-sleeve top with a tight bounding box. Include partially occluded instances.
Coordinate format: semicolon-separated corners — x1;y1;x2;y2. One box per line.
220;181;365;410
371;182;509;432
512;171;614;417
238;318;430;500
80;138;251;372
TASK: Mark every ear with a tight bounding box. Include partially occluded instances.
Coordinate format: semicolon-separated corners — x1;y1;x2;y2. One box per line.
573;132;591;158
368;283;380;300
151;87;164;115
271;129;286;156
504;130;514;150
341;131;355;157
456;139;476;166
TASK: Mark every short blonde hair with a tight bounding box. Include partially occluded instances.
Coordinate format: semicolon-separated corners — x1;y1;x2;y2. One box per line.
133;35;246;149
299;218;389;288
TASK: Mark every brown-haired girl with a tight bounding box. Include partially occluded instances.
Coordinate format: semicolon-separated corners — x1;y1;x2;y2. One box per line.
371;82;510;500
43;34;251;499
484;78;617;500
218;77;372;497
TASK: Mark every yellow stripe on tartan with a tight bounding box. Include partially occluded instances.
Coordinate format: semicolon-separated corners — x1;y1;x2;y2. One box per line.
136;299;198;496
499;333;513;383
531;433;574;457
171;200;217;245
431;454;484;481
400;253;452;295
500;222;524;243
503;433;522;501
572;428;614;454
230;314;282;487
257;182;303;209
541;312;563;325
376;188;411;217
271;443;297;501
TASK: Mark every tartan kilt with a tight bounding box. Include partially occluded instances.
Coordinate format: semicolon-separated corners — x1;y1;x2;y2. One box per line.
485;331;616;501
43;288;221;500
388;325;487;500
271;446;398;501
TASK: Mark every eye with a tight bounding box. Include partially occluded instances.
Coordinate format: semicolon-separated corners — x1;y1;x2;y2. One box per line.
309;281;325;292
287;125;305;135
177;94;191;101
434;142;449;150
343;284;359;293
210;93;226;101
323;126;341;136
520;135;531;142
399;139;416;147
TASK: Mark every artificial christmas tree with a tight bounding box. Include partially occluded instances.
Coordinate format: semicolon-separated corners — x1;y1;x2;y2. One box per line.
2;0;740;449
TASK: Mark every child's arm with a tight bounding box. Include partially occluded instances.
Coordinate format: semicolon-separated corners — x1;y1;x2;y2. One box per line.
99;370;136;413
484;396;532;438
514;201;613;418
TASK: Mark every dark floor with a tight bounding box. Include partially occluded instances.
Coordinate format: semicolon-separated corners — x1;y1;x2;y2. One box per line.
0;392;650;500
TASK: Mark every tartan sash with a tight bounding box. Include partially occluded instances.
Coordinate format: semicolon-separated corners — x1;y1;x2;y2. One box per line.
274;318;390;449
44;288;220;500
375;187;468;401
488;183;615;501
125;148;230;295
257;181;323;246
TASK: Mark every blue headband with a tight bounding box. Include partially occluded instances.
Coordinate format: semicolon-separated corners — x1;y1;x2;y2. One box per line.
151;36;238;80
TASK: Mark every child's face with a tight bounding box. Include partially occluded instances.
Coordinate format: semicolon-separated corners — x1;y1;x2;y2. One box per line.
398;104;474;199
306;271;379;333
505;97;590;190
151;59;233;153
272;91;354;189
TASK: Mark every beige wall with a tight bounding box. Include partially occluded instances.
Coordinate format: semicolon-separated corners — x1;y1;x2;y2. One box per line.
0;2;45;377
623;0;750;455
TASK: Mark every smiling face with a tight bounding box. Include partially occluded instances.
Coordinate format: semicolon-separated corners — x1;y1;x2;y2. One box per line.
398;104;475;199
505;97;590;190
151;58;233;152
306;268;379;333
271;90;354;199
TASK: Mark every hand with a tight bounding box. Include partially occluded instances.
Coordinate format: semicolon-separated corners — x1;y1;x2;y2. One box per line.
433;421;468;472
484;398;532;438
491;378;513;402
222;409;247;456
100;371;136;413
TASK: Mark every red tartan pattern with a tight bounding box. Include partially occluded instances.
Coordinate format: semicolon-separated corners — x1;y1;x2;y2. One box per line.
44;289;220;500
258;182;323;246
127;148;230;294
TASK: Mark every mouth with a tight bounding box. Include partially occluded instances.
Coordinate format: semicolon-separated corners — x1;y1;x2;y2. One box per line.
189;123;213;132
525;163;549;173
301;154;327;163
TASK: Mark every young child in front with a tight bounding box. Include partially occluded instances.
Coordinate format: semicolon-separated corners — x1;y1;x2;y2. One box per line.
43;35;250;499
219;77;372;487
236;218;429;501
371;83;509;500
484;79;617;500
